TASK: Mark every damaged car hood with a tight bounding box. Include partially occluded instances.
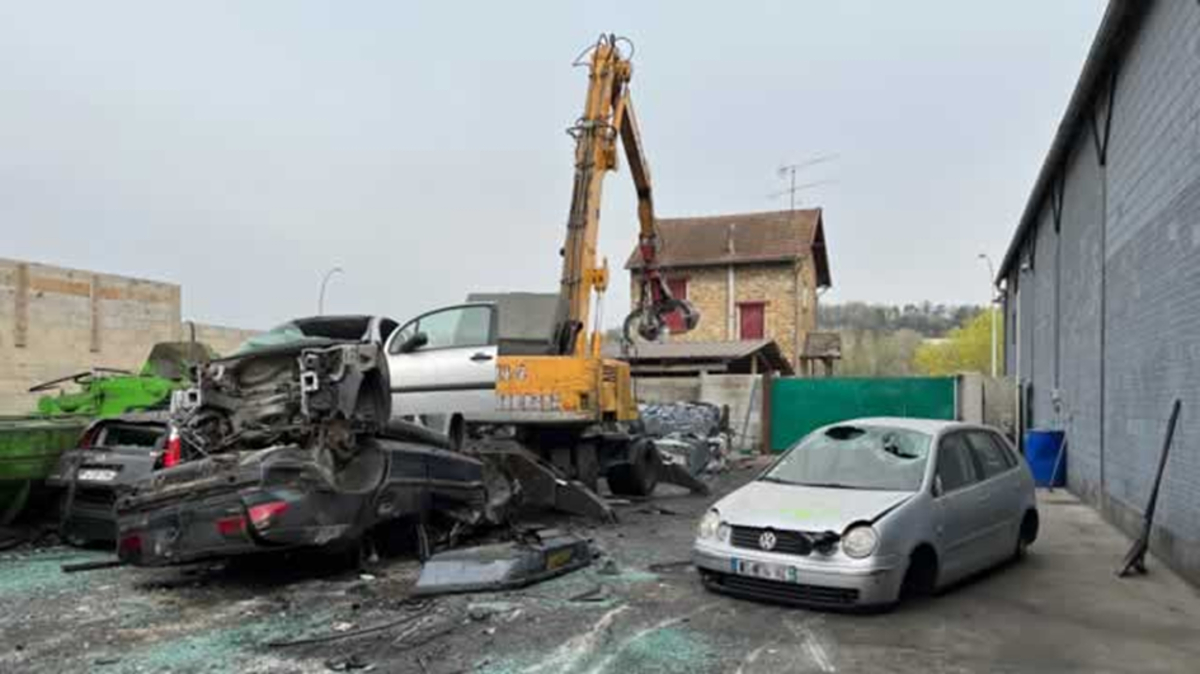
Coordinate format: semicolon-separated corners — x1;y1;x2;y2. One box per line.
713;480;914;532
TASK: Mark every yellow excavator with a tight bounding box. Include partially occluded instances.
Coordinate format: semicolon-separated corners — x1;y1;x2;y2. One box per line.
483;35;702;520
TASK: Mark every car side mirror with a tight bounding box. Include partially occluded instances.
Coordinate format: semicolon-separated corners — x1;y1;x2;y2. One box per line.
399;332;428;354
932;475;944;498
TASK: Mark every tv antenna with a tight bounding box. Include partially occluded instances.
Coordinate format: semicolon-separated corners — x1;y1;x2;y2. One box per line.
771;155;838;211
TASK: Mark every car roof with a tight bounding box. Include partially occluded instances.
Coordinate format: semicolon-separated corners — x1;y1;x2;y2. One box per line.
827;417;973;435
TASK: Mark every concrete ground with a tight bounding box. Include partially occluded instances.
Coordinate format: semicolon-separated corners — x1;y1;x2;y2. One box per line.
2;466;1199;673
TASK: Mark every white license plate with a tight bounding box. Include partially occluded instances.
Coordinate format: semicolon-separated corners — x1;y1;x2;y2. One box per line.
733;558;798;583
77;468;118;482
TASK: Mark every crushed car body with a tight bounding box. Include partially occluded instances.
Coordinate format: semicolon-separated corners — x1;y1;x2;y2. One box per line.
171;316;394;461
115;430;487;566
114;315;493;567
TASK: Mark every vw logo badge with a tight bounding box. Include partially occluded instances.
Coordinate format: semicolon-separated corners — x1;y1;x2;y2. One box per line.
759;530;777;551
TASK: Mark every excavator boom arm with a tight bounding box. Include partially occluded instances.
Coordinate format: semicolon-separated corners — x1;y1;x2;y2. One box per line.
551;35;697;356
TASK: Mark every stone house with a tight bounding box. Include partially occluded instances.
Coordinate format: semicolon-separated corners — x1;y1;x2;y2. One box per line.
625;209;832;368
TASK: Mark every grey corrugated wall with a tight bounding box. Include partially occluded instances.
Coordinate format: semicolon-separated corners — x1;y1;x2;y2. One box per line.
1004;0;1200;583
1059;137;1105;506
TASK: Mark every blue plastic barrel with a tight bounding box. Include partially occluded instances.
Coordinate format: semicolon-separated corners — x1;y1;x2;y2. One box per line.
1025;429;1066;487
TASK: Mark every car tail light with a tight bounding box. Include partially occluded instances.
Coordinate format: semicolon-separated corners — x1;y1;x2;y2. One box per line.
78;427;100;450
118;534;142;559
248;501;289;530
216;515;247;538
163;426;182;468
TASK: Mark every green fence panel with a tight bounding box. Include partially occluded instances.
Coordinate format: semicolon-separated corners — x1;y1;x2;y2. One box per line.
770;377;956;452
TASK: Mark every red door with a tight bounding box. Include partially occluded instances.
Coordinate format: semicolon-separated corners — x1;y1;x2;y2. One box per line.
665;278;688;333
739;302;765;340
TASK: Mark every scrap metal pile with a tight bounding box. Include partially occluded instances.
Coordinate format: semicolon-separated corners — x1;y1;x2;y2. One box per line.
639;402;731;478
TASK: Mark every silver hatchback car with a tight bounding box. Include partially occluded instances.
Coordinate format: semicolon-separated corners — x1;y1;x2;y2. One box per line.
693;418;1038;608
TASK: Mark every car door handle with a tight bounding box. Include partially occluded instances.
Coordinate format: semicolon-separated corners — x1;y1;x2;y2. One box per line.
470;352;493;362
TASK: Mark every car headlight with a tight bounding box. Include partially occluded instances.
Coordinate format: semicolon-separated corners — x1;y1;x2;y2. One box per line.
841;524;879;558
717;522;731;543
697;509;721;540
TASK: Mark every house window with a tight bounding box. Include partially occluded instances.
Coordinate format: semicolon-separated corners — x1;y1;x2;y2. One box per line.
665;278;689;333
738;302;766;340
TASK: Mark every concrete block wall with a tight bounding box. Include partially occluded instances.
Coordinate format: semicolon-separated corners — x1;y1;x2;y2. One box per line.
632;377;702;404
1102;0;1200;579
956;373;1018;438
631;373;764;452
187;323;262;357
700;373;762;452
0;258;262;415
0;259;182;414
1059;127;1106;506
1004;0;1200;584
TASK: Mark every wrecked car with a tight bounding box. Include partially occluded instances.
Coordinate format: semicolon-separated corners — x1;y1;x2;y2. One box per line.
46;412;170;544
115;315;489;566
175;315;398;457
115;426;488;566
693;418;1038;608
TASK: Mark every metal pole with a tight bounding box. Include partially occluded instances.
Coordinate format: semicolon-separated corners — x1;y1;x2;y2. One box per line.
789;166;796;213
979;254;997;377
991;305;998;378
318;266;344;315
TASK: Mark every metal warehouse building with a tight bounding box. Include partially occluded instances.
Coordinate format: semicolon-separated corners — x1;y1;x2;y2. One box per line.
998;0;1200;583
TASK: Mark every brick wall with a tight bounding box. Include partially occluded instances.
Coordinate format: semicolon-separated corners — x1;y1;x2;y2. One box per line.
0;258;182;414
1003;0;1200;584
658;266;728;342
187;323;262;357
0;258;261;415
630;258;819;369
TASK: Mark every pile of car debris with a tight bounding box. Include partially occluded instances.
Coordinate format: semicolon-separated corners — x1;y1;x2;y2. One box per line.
36;316;735;601
113;316;501;568
639;402;731;478
36;315;593;597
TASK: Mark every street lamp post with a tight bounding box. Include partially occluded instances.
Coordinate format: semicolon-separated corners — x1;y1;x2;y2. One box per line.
318;266;344;315
978;253;997;378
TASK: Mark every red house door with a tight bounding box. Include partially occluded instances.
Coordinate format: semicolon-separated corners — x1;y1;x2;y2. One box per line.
739;302;765;340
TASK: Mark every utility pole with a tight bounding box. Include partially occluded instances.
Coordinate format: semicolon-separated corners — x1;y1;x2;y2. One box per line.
978;253;997;377
318;266;344;315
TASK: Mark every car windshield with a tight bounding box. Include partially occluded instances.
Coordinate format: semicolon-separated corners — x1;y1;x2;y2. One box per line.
232;323;315;354
762;424;932;492
233;317;373;355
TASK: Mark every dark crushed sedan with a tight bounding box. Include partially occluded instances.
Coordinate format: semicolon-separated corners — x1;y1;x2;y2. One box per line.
115;423;487;567
46;412;170;544
114;315;493;567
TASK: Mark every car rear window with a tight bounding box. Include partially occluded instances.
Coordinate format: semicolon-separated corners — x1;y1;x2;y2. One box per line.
763;425;932;492
99;424;165;448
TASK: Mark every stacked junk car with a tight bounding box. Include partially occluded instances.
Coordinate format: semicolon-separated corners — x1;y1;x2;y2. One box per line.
114;316;493;567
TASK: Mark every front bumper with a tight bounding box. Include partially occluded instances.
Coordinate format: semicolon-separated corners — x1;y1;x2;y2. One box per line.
692;539;906;607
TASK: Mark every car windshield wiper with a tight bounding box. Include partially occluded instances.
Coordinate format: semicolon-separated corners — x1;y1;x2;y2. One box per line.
759;475;801;485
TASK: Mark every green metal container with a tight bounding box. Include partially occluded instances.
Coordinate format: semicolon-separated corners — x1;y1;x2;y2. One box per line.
0;416;90;524
769;377;957;452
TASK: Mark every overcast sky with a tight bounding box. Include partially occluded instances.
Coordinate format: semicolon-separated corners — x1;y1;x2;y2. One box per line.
2;1;1106;329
